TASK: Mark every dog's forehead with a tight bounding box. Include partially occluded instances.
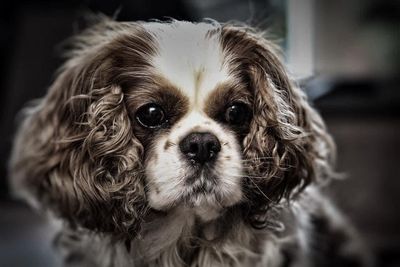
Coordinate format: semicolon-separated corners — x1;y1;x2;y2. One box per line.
145;21;231;107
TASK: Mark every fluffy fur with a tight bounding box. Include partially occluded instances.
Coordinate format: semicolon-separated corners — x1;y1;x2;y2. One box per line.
9;18;370;266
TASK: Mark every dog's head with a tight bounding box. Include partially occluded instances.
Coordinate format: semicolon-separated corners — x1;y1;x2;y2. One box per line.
10;19;334;237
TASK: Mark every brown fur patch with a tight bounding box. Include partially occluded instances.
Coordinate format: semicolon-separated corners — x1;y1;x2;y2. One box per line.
126;75;190;148
164;140;173;150
204;81;252;120
191;125;202;132
219;25;335;229
9;21;165;237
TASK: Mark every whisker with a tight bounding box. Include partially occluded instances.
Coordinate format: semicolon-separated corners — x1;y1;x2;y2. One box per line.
240;156;275;160
223;172;282;180
247;178;272;202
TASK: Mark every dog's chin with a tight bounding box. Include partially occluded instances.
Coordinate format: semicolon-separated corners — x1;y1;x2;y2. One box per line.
149;191;240;222
147;170;243;219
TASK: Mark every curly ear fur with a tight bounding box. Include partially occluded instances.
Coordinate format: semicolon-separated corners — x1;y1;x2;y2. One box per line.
220;26;336;226
9;20;156;237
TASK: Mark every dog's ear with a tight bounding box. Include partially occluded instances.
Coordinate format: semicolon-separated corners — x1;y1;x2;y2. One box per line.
9;21;155;238
220;26;335;210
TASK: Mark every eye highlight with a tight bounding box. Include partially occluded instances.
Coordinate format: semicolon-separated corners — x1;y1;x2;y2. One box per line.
136;103;167;128
224;102;251;126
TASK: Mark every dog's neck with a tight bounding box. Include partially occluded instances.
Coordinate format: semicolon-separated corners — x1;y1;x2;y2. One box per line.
55;203;294;267
130;204;263;266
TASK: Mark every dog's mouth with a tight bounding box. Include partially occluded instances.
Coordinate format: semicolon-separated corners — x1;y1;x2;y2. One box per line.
178;166;233;208
147;160;243;212
185;166;217;186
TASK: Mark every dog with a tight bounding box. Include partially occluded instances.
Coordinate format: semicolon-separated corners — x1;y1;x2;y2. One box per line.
9;18;370;267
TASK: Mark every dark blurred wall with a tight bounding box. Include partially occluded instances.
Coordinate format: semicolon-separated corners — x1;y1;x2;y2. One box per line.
312;1;400;264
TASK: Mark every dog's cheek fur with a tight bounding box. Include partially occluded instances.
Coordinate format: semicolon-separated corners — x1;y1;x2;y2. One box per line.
9;22;155;238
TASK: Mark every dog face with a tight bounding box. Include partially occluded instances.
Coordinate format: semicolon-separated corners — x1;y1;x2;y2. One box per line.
10;19;334;236
134;23;251;213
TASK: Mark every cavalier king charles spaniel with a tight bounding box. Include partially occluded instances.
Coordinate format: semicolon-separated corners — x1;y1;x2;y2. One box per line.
9;18;370;267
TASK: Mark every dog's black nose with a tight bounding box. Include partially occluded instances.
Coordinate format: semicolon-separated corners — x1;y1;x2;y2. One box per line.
179;132;221;164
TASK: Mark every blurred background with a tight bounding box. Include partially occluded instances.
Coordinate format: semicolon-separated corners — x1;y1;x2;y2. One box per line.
0;0;399;266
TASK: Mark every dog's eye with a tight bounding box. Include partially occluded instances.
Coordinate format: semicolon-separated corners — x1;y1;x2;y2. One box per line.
225;102;251;126
136;103;166;128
